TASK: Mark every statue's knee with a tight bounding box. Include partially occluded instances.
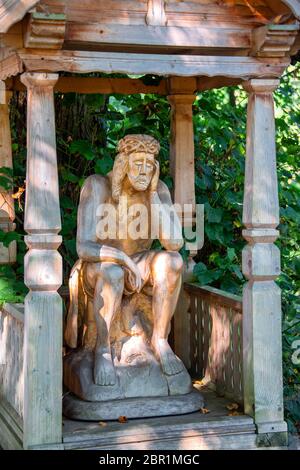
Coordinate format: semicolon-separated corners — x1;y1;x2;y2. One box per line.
167;251;183;275
153;251;183;277
101;263;124;286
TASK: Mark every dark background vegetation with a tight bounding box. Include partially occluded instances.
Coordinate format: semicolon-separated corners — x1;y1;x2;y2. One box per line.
0;63;299;430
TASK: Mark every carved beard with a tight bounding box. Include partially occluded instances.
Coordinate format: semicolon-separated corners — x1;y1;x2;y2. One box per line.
127;173;152;191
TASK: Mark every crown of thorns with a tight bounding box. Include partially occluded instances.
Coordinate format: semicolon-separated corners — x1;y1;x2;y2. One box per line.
117;134;160;156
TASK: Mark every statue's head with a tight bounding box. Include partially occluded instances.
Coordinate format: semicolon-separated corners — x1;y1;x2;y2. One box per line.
112;134;160;202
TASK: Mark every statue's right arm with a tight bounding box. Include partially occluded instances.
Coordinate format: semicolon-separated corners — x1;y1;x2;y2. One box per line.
76;175;139;278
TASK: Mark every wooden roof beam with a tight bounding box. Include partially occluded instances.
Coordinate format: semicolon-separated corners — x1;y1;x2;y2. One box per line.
63;23;251;52
3;75;275;95
5;76;168;95
16;50;289;80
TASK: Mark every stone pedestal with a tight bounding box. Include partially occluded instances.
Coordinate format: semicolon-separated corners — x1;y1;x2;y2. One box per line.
63;388;204;421
63;333;204;421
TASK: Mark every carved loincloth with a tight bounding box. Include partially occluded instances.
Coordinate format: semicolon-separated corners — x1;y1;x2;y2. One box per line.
64;251;158;350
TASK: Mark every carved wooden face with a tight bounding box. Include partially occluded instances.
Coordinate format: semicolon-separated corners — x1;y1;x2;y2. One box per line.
127;152;155;191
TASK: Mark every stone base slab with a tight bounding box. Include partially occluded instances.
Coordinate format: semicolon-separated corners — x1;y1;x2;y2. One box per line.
63;389;205;421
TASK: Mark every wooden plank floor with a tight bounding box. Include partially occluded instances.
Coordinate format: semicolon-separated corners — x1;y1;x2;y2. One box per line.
62;388;258;450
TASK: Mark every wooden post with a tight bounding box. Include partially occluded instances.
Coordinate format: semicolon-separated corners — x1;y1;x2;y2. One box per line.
168;78;196;369
168;78;196;219
20;72;63;449
0;80;16;264
242;79;287;438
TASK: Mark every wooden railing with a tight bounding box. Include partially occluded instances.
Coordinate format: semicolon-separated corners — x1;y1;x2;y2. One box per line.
178;283;243;405
0;303;24;418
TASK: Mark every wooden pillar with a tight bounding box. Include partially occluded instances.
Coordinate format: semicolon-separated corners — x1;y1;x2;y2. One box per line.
168;77;196;369
0;81;16;264
168;77;196;220
242;79;287;438
20;72;63;449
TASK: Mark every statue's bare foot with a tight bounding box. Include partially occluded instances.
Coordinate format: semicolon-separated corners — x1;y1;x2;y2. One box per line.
152;338;184;376
94;348;116;386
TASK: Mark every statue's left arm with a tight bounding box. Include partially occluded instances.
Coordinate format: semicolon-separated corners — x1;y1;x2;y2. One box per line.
151;180;184;251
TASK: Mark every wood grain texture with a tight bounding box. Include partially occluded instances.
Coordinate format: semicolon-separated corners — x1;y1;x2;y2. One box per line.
64;23;251;51
282;0;300;18
189;293;198;378
146;0;167;26
62;388;258;450
21;73;61;235
251;24;299;58
18;49;290;79
0;0;39;33
168;86;196;238
0;81;16;264
185;283;243;311
184;284;243;405
0;305;24;418
21;72;63;449
242;79;287;434
23;292;63;448
0;48;23;81
0;397;23;450
173;286;191;369
24;12;66;49
6;75;243;95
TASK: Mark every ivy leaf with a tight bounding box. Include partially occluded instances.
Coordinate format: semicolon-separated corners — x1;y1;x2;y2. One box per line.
95;157;114;176
205;224;225;245
61;168;79;183
60;196;74;209
205;203;223;223
0;230;22;247
162;175;173;190
193;263;220;286
227;247;236;262
0;175;13;190
231;264;244;280
70;140;95;161
196;271;216;286
0;166;13;177
195;175;206;190
193;262;207;276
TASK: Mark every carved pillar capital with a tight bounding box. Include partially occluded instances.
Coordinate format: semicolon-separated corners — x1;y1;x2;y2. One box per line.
20;72;59;89
242;78;280;94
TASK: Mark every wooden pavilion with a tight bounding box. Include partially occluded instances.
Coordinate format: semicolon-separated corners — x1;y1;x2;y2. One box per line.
0;0;299;450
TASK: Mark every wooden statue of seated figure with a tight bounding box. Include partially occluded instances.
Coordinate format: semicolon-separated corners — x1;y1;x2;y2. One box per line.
64;134;194;405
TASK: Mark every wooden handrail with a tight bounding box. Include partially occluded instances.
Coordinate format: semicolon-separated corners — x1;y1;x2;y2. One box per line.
184;283;242;312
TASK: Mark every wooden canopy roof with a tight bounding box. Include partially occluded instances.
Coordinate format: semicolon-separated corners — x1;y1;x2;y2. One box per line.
1;1;300;34
0;1;300;84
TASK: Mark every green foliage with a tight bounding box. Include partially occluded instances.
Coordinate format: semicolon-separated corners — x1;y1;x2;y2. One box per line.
1;65;299;429
0;166;13;190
